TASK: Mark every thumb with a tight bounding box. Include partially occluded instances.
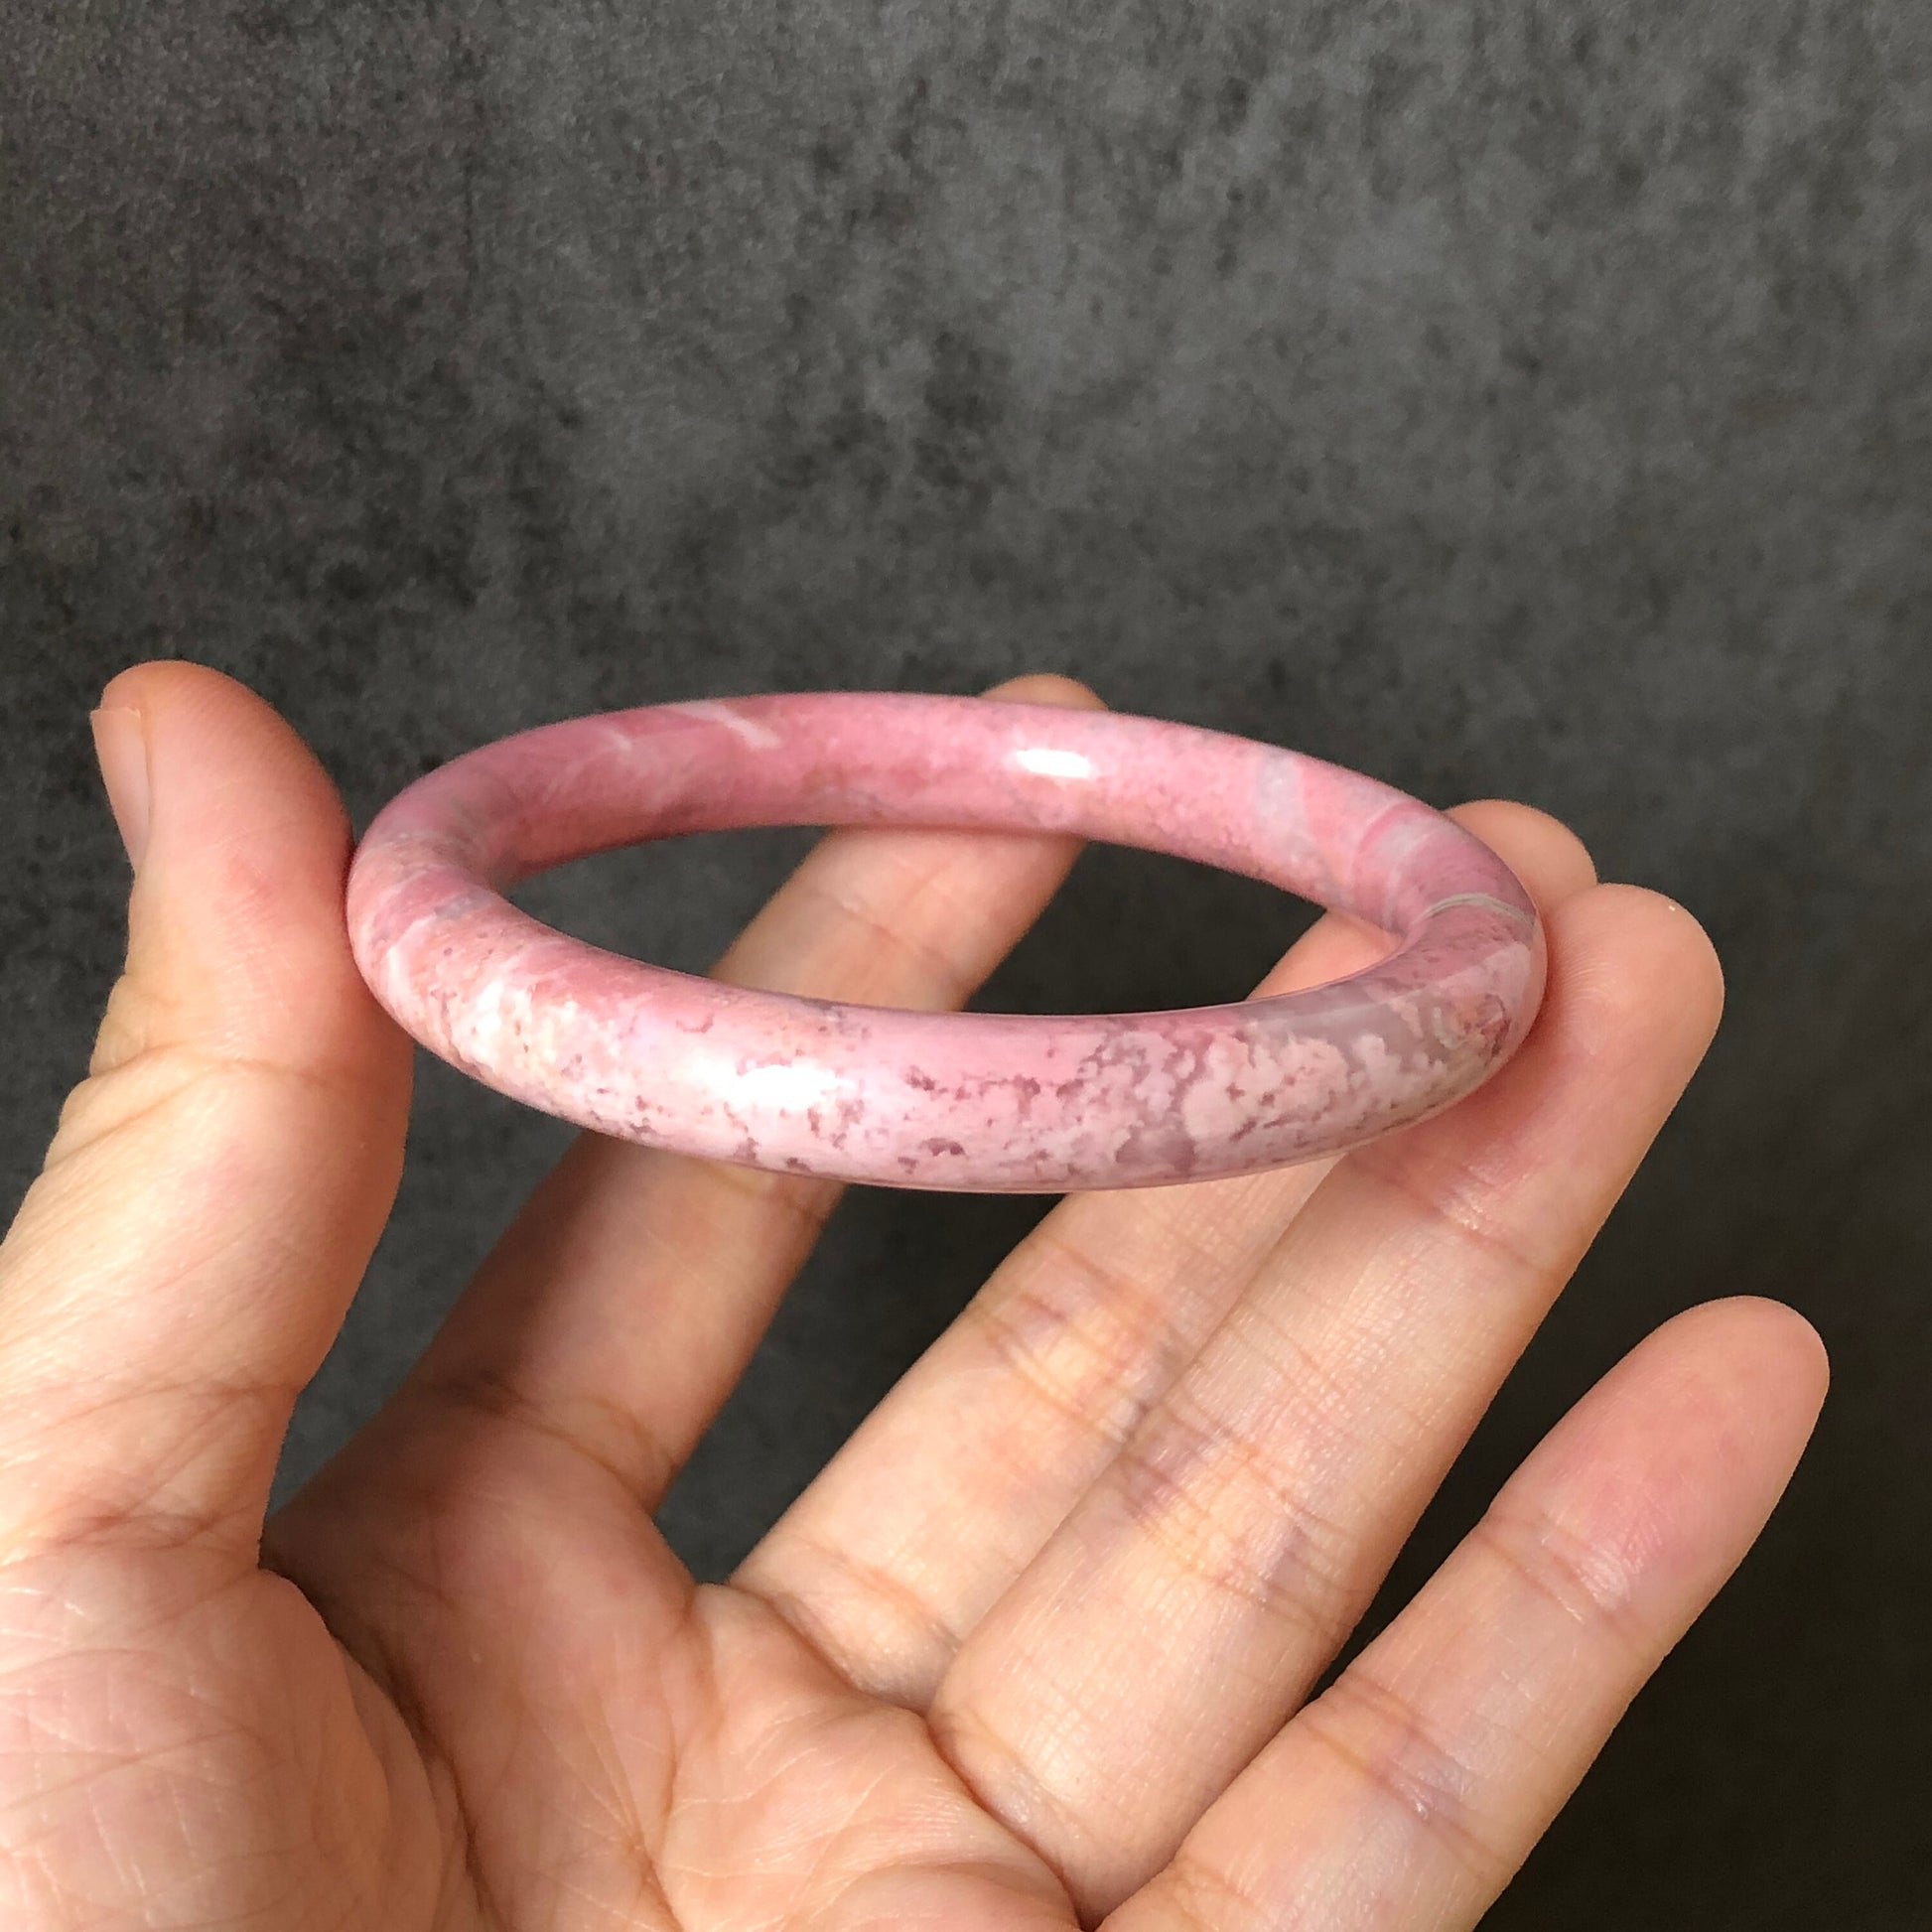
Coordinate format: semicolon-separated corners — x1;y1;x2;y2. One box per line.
0;660;412;1562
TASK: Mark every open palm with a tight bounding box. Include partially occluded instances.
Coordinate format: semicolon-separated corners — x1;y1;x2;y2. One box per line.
0;662;1823;1931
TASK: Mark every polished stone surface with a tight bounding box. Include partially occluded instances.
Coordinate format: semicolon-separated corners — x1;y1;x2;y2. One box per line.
348;693;1543;1186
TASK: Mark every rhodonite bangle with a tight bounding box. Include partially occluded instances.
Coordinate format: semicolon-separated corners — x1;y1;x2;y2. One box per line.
345;693;1546;1192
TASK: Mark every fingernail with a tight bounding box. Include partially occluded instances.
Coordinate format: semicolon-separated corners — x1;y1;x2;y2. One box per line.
89;705;151;870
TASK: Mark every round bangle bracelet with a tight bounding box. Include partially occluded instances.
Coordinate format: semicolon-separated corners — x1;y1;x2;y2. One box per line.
345;692;1546;1193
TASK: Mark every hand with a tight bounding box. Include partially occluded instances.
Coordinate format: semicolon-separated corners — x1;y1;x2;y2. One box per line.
0;660;1824;1931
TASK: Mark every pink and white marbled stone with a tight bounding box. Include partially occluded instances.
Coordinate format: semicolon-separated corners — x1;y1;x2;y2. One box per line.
345;693;1546;1192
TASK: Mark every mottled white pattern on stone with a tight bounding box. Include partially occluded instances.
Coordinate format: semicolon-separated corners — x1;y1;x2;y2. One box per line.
346;693;1545;1191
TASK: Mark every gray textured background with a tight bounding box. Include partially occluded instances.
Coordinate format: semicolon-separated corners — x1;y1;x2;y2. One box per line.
4;0;1928;1921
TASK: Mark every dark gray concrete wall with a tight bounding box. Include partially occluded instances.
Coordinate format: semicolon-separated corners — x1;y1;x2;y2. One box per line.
5;1;1927;1920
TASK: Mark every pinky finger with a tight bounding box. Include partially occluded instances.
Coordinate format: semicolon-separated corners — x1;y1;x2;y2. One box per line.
1106;1297;1828;1932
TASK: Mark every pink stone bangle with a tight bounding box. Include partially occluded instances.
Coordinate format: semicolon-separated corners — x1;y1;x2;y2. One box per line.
345;693;1546;1192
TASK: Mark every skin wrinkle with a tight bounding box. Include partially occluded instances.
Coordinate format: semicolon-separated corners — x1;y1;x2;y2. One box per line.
737;1541;966;1708
0;1385;301;1564
918;1697;1087;1907
7;1212;341;1413
606;1141;837;1260
1463;1499;1653;1661
42;1044;376;1175
257;1535;480;1765
0;1373;300;1449
1089;1382;1362;1653
23;1123;369;1316
0;1559;232;1659
1293;1667;1518;1897
1341;1132;1566;1290
662;1666;975;1927
962;1251;1186;1463
403;1372;680;1520
776;865;986;1012
659;1592;868;1850
818;1854;1070;1932
1037;1207;1240;1350
1216;1280;1395;1448
0;1707;254;1821
0;1202;271;1359
757;1757;908;1926
0;1628;357;1926
1149;1845;1278;1932
511;1685;668;1932
1112;1291;1378;1540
